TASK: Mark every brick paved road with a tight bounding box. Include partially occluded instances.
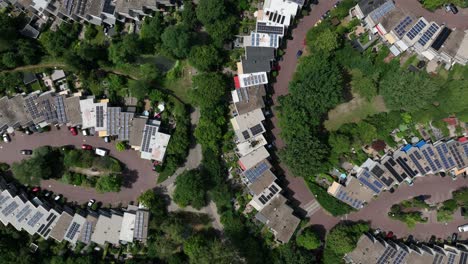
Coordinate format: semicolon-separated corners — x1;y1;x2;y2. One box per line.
394;0;468;30
270;0;336;215
310;175;468;240
0;128;156;206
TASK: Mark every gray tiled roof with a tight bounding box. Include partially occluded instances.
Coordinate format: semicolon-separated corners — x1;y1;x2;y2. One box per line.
358;0;388;16
241;47;275;74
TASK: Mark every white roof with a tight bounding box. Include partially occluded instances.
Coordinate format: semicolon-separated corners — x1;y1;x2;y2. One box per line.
237;72;268;88
389;45;401;56
238;146;270;170
263;0;299;21
91;214;123;246
230;108;265;131
79;97;108;130
119;212;136;243
244;32;281;48
456;31;468;62
236;134;267;157
231;90;240;103
140;131;171;162
63;214;86;244
50;70;66;81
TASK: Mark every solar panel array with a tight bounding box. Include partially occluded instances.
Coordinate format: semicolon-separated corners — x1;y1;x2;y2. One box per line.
134;211;146;240
107;107;121;136
24;94;42;120
409;152;426;174
81;222;93;244
418;23;440;46
370;1;395;21
27;211;44;227
65;0;74;15
242;130;250;140
393;16;413;37
269;35;279;47
383;158;405;183
252;33;261;46
421;149;437;171
241;74;267;87
256;22;284;35
96;106;104;128
265;11;286;25
75;0;87;16
463;144;468;157
459;252;468;264
38;213;57;237
358;170;383;194
370;164;395;187
119;112;132;140
449;143;466;169
54;96;68;124
2;201;18;216
65;222;81;240
406;19;427;40
433;254;445;264
17;205;32;222
258;184;279;205
244;161;269;183
376;246;397;264
435;144;452;170
40;98;58;122
396;156;417;178
250;124;264;136
336;190;363;209
393;250;408;264
447;253;456;264
141;125;158;153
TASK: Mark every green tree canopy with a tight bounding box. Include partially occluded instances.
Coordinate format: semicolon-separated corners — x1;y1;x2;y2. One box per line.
296;228;321;250
140;12;165;52
95;174;122;193
173;169;206;209
196;0;236;46
161;25;192;59
350;69;377;101
439;80;468;114
380;70;439;112
323;223;369;264
190;72;227;109
188;45;222;72
108;34;141;64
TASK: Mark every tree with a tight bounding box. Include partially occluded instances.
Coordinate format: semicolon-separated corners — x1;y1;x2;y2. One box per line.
190;73;227;109
183;234;242;264
128;80;151;100
1;52;20;68
173;170;206;209
84;25;98;40
439;80;468;114
188;45;222;72
323;223;369;264
108;34;141;64
115;141;127;151
296;228;321;250
313;29;340;53
380;70;439;112
95;174;122;193
196;0;236;46
272;243;316;264
139;63;162;83
17;39;42;65
137;190;167;220
161;25;192;59
328;133;351;155
140;12;165;52
350;69;377;101
181;0;198;30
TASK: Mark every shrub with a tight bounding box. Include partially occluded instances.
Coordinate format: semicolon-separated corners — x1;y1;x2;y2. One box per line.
95;174;122;193
307;181;354;216
115;141;127;152
296;228;321;250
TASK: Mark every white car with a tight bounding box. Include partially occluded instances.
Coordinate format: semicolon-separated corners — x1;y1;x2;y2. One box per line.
458;224;468;232
95;148;109;157
2;134;10;142
88;199;96;207
54;194;62;201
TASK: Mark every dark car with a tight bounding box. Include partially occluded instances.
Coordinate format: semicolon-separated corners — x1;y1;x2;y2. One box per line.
21;149;33;155
452;233;458;244
429;235;436;245
82;144;93;150
296;50;303;58
386;231;394;239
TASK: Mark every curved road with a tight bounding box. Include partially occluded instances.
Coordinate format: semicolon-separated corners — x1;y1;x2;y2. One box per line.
270;0;468;240
0;128;156;206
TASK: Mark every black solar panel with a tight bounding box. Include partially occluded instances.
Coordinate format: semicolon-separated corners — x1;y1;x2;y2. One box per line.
406;19;427;40
431;27;451;51
256;22;284;35
244;161;269;182
96;106;104;128
65;222;81;240
242;130;250;140
250;124;264;136
141;125;158;152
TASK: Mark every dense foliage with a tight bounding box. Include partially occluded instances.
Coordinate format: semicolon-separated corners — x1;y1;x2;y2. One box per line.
173;169;206;209
323;222;369;264
296;227;322;250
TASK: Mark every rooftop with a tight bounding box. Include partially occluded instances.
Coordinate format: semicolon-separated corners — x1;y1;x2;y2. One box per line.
140;121;171;162
129;116;148;147
231;108;266;142
357;0;389;17
248;169;277;196
232;85;266;115
241;47;275;74
257;195;300;243
236;134;268;157
91;214;123;246
64;95;82;126
49;211;74;242
119;212;135;243
238;146;270;171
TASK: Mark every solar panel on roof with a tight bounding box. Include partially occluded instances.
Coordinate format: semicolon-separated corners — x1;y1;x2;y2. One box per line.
2;201;18;216
27;211;44;227
406;19;427;40
256;22;284;35
250;124;264;136
82;222;93;244
370;1;395;21
244;161;269;182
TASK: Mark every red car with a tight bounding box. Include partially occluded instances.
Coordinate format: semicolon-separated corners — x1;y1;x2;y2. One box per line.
81;144;93;150
69;127;78;136
386;231;394;239
32;187;40;192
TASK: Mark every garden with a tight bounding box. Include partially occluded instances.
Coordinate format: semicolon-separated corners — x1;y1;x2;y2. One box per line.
388;197;432;228
11;146;123;193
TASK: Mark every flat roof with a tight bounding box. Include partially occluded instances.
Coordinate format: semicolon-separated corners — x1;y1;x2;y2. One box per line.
455;30;468;60
236;134;267;157
63;213;86;244
133;210;149;244
129;116;147;147
64;96;82;126
49;212;74;242
238;146;270;171
258;195;300;243
248;169;277;196
140;128;171;162
91;214;123;246
233;85;266;115
119;212;135;243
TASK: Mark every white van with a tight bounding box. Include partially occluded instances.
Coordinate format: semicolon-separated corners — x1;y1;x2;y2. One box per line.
95;148;109;157
458;224;468;232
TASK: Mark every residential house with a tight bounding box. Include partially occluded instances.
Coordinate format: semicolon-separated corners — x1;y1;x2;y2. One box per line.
243;32;281;48
238;47;275;74
139;119;171;162
129;116;148;150
231;85;266;116
234;72;269;89
327;177;375;209
91;213;123;246
238;146;270;171
230;108;266;143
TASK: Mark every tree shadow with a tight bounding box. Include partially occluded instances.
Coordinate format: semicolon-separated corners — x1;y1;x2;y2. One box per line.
121;168;138;188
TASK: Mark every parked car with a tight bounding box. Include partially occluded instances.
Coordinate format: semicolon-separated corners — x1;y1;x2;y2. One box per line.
452;233;458;244
82;129;90;136
21;149;33;155
82;144;93;150
31;187;40;193
2;134;10;142
445;3;458;14
24;128;32;135
54;194;62;201
386;231;394;239
458;224;468;232
104;136;111;143
95;148;109;156
69;127;78;136
88;199;96;207
296;50;303;58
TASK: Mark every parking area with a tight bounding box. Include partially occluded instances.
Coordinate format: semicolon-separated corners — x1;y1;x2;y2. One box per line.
0;127;156;206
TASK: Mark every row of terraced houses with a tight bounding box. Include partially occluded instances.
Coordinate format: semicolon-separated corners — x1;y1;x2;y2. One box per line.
0;176;149;246
229;0;308;244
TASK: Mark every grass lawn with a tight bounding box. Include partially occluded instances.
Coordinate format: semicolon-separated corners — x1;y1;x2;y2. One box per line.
324;95;388;131
163;60;193;104
30;81;42;91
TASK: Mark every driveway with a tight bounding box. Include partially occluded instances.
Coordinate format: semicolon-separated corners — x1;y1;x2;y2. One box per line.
0;128;156;206
310;175;468;240
394;0;468;30
270;0;336;215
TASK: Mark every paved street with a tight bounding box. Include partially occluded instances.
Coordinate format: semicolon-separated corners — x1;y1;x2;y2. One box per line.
311;175;468;240
270;0;336;215
394;0;468;30
0;127;156;206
